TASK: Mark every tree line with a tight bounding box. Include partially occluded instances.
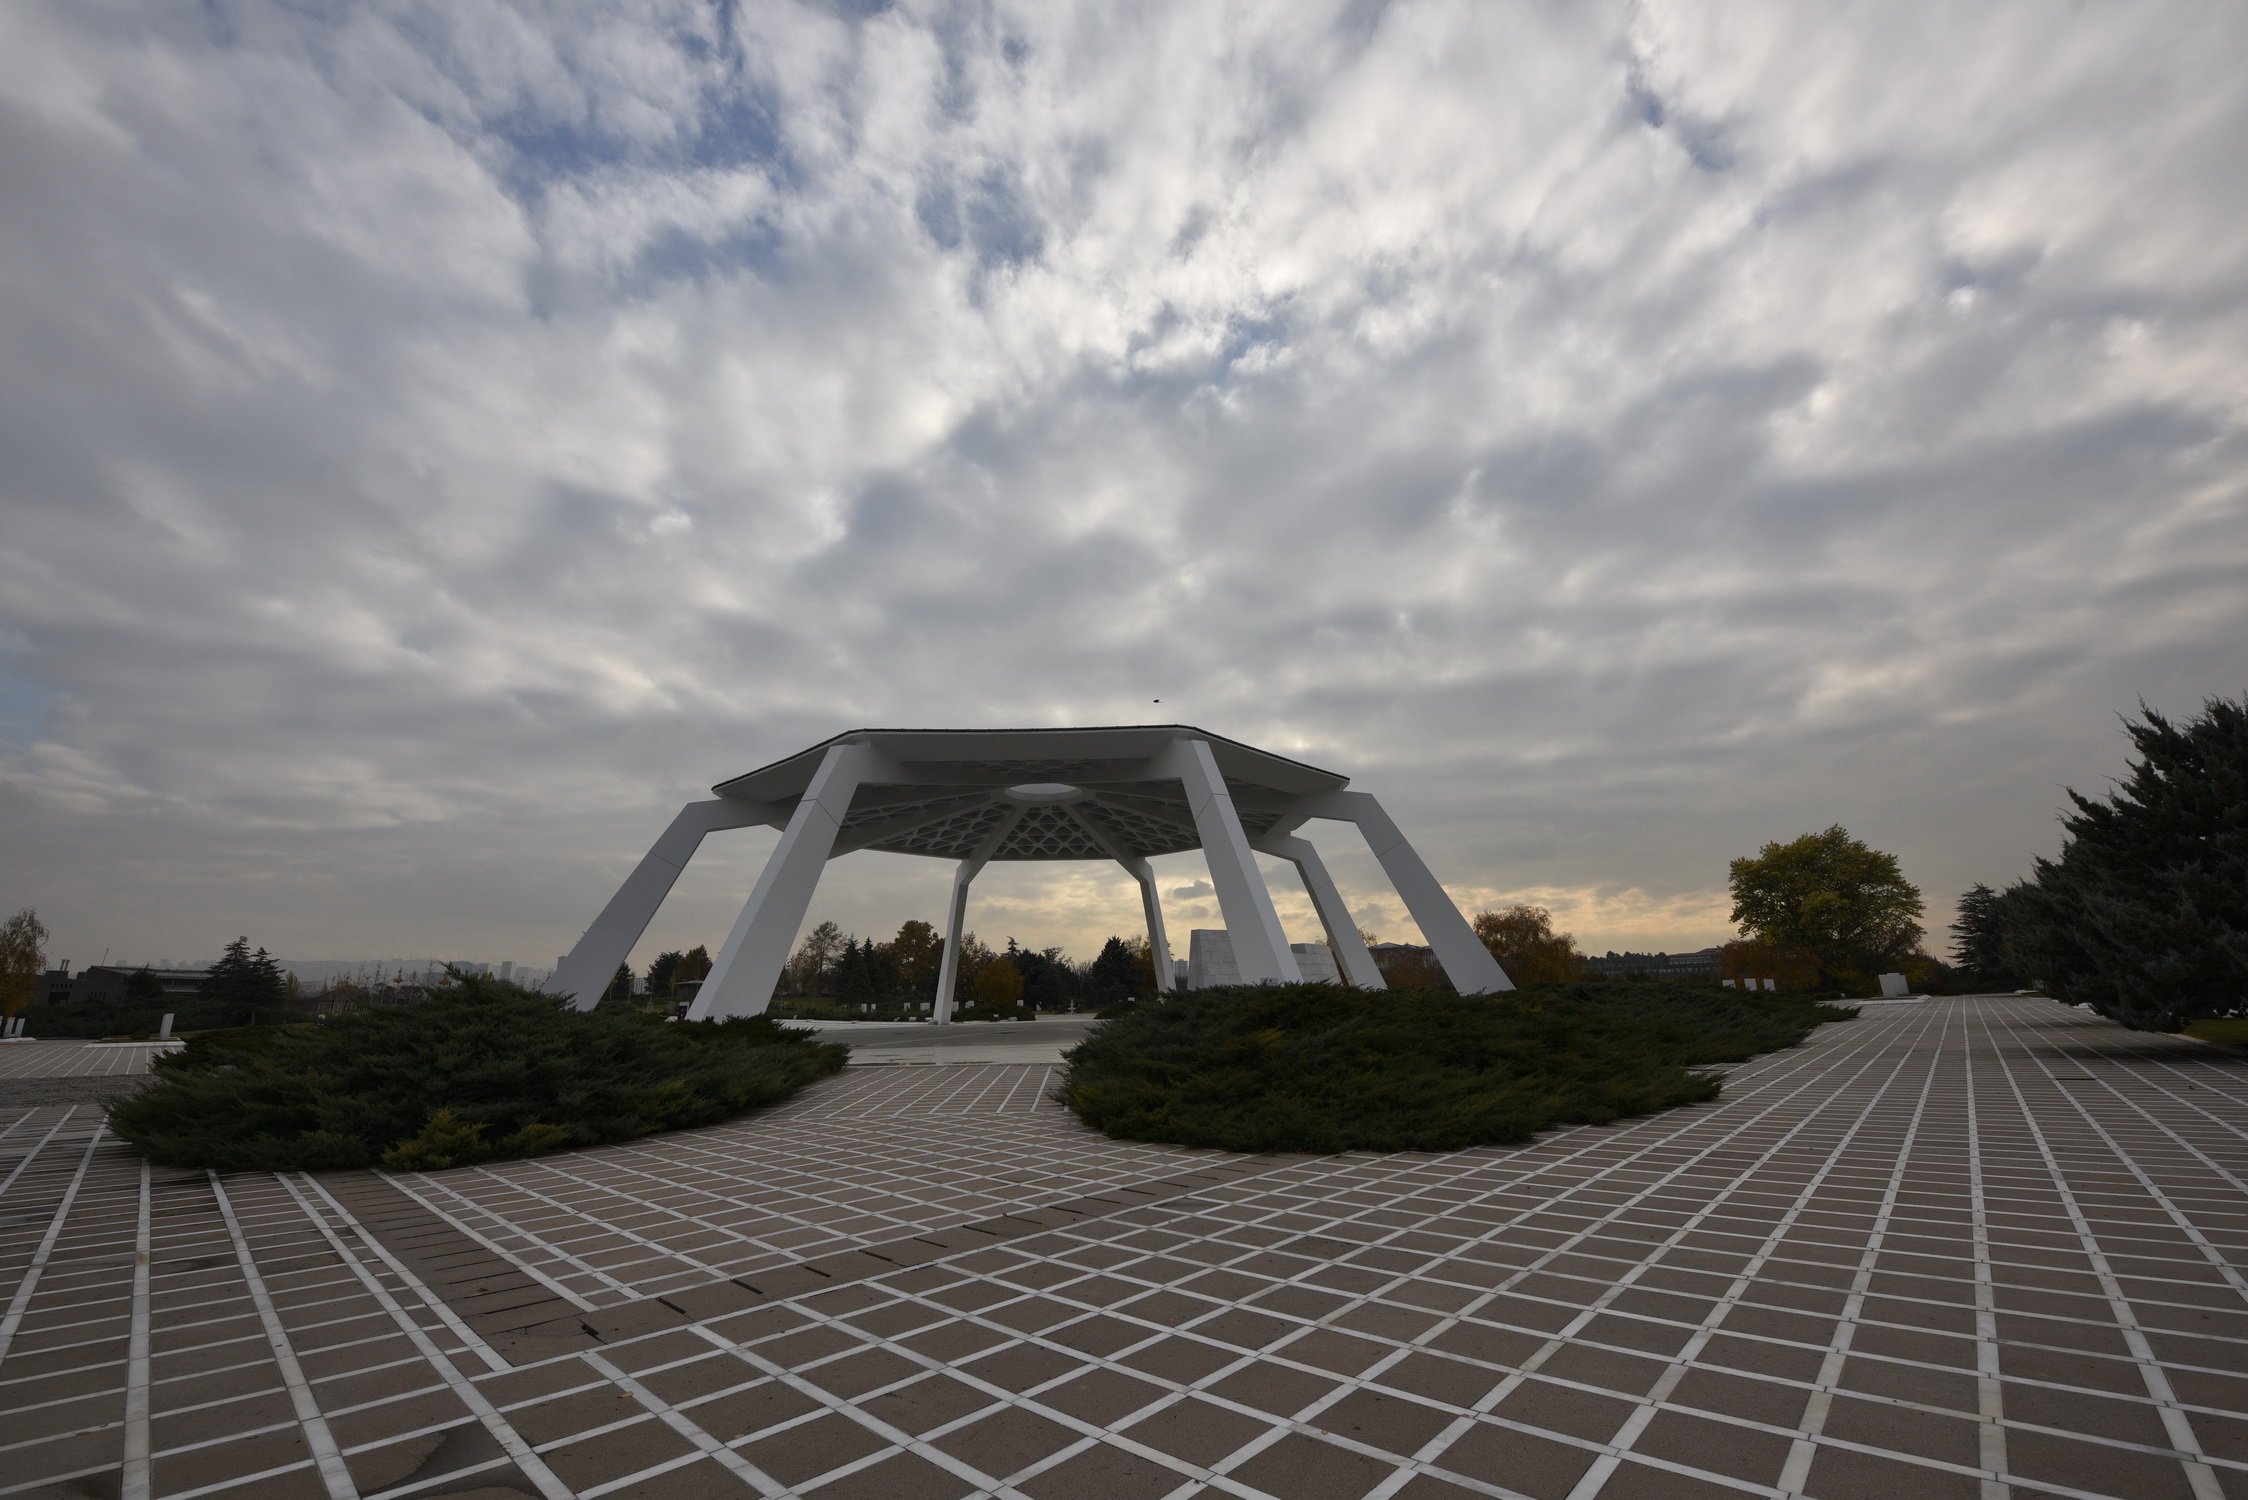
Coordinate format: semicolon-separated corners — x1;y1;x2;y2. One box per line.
1943;694;2243;1031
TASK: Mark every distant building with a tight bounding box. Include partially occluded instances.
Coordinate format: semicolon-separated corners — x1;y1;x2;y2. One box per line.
37;963;208;1005
1582;948;1723;980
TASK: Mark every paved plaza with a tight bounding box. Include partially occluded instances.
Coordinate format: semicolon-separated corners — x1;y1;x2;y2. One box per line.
4;996;2247;1499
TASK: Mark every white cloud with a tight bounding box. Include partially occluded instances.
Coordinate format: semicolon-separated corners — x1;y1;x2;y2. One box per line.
2;0;2243;971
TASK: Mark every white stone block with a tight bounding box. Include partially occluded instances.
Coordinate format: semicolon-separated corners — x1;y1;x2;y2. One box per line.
1290;943;1340;982
1879;972;1908;997
1188;930;1241;989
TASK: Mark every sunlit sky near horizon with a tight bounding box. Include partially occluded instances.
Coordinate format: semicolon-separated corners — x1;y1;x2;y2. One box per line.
3;1;2244;979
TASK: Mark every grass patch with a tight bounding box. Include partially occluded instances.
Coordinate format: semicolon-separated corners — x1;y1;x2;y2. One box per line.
1061;982;1855;1154
106;977;846;1171
2184;1018;2248;1044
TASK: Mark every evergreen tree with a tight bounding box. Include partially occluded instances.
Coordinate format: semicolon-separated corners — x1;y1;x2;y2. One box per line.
602;962;635;1006
646;950;687;997
198;937;291;1025
2004;695;2248;1031
835;938;898;1008
1948;883;2016;986
1089;936;1150;1005
125;967;165;1003
1002;938;1069;1012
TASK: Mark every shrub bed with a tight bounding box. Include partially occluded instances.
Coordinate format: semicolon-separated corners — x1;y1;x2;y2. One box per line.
106;977;847;1171
1061;982;1855;1154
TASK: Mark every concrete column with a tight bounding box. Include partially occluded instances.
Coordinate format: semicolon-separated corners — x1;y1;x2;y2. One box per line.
1257;833;1386;989
553;797;776;1011
689;744;882;1020
933;862;977;1024
1118;857;1176;993
1154;738;1300;984
1307;790;1512;994
931;806;1025;1023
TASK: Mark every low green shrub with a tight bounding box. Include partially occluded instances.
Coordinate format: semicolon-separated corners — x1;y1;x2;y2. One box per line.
1511;981;1858;1059
1061;982;1854;1154
106;976;847;1172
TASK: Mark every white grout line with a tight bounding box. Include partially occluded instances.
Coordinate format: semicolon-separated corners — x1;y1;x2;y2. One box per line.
278;1172;576;1500
0;1108;83;1197
205;1171;361;1500
1964;1005;2010;1500
0;1122;105;1364
121;1159;152;1500
575;1349;799;1498
291;1176;516;1373
367;1169;599;1311
1976;1007;2227;1500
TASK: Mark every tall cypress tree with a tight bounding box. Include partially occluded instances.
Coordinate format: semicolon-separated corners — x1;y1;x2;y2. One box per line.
2006;695;2247;1031
1948;884;2016;986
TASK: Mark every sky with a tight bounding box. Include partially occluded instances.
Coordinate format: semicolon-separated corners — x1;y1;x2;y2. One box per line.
2;0;2243;979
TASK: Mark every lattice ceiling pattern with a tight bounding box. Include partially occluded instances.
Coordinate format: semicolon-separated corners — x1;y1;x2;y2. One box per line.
839;782;1246;862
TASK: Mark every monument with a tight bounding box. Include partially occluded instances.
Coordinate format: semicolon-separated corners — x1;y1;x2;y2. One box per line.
553;726;1510;1021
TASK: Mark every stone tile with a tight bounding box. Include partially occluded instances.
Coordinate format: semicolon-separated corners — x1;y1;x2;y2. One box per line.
2005;1427;2201;1500
1633;1409;1794;1485
1115;1334;1239;1385
681;1378;824;1442
857;1373;999;1436
1123;1394;1274;1465
1488;1378;1635;1443
931;1403;1082;1476
958;1340;1089;1393
1534;1343;1669;1397
1228;1431;1396;1499
2001;1381;2174;1446
1428;1420;1598;1499
1316;1387;1457;1458
598;1455;767;1499
1599;1461;1775;1500
154;1426;312;1494
1018;1438;1192;1499
736;1410;892;1487
811;1449;981;1500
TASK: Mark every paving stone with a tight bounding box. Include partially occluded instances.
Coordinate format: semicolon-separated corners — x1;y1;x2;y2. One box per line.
6;1002;2244;1500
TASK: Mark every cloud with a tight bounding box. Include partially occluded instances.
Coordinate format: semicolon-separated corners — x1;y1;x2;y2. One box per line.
1;0;2244;972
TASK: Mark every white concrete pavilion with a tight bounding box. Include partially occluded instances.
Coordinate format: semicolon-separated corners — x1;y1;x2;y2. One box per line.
552;726;1511;1021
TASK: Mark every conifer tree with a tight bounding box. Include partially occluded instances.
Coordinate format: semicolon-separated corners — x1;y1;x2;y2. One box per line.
1948;883;2016;986
1089;936;1149;1004
198;936;291;1025
2005;695;2247;1031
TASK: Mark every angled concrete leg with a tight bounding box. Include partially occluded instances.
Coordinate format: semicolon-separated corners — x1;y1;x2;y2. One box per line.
1259;834;1385;989
932;806;1024;1023
690;744;881;1020
1155;738;1300;984
1119;857;1176;993
1322;791;1512;994
553;798;775;1011
933;861;978;1023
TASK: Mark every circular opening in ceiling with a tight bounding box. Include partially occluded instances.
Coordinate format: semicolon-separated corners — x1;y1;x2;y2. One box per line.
1004;783;1083;804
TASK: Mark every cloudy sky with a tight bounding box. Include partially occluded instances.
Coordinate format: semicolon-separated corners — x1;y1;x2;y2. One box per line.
3;0;2243;979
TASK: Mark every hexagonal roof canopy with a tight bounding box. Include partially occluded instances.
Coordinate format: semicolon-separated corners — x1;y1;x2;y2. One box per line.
711;725;1349;862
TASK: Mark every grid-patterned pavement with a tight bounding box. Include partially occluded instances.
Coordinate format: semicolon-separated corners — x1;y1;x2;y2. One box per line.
367;1064;1249;1311
4;995;2246;1499
0;1041;178;1079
